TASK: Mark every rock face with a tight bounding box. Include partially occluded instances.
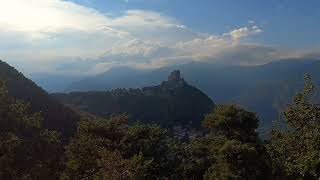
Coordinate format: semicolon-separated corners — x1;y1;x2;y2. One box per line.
168;70;183;81
162;70;186;89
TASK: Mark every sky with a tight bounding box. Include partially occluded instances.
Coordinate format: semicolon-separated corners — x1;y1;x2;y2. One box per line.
0;0;319;75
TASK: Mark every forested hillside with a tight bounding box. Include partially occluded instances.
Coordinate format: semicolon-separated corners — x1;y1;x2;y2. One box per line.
2;71;320;179
0;60;79;138
53;71;214;128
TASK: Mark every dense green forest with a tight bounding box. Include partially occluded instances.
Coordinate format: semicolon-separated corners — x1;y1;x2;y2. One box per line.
1;61;320;179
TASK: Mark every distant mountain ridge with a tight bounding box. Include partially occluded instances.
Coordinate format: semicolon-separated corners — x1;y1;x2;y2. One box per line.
53;70;214;128
0;60;79;138
64;59;320;129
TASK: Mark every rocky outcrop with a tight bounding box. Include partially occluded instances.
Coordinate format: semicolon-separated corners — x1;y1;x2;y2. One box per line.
168;70;183;81
161;70;186;89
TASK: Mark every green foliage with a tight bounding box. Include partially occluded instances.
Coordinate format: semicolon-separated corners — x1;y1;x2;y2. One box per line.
62;115;184;179
201;105;269;180
203;104;259;142
0;81;63;179
121;122;172;176
267;74;320;179
62;115;131;179
96;150;145;180
204;140;265;180
285;74;318;130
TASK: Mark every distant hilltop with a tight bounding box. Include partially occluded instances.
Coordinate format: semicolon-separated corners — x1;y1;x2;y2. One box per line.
53;70;214;128
168;70;183;81
161;70;186;89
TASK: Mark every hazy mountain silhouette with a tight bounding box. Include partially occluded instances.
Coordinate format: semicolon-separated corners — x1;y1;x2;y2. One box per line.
53;70;214;128
65;59;320;129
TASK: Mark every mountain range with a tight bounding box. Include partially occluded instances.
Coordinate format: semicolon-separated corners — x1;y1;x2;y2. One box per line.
2;58;320;133
47;58;320;130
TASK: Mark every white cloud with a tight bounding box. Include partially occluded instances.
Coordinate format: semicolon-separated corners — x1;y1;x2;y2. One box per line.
0;0;110;36
0;0;120;63
90;26;285;73
223;26;262;43
0;1;192;63
110;10;198;43
0;0;272;75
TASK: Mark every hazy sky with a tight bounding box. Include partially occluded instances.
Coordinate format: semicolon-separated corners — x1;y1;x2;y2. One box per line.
0;0;319;75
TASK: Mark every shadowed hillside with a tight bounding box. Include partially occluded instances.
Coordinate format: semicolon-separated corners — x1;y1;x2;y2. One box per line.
53;70;214;128
0;60;79;138
64;59;320;129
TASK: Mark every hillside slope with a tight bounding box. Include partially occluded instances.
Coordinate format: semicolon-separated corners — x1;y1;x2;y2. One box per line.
65;59;320;129
0;60;79;137
53;71;214;128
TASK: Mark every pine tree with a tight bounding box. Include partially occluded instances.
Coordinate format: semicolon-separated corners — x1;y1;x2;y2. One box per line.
267;74;320;178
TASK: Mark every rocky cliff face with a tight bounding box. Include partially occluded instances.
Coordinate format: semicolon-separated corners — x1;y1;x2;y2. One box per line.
168;70;183;81
161;70;186;89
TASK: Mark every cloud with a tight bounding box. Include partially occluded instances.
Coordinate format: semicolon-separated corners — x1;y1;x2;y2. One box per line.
0;1;193;65
0;0;110;35
109;10;198;43
87;26;293;73
0;0;288;75
224;26;263;43
0;0;118;63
